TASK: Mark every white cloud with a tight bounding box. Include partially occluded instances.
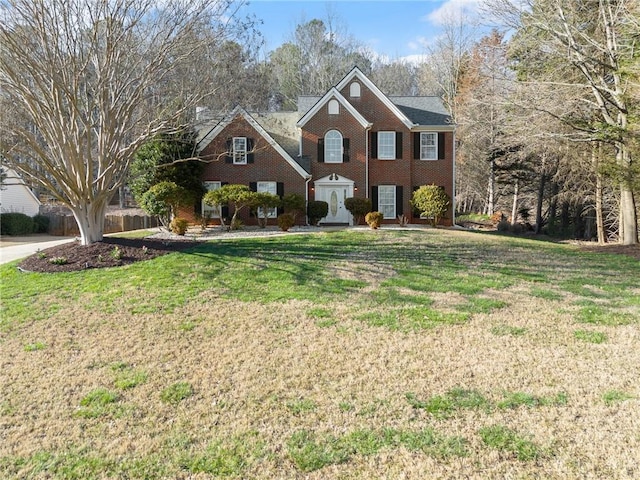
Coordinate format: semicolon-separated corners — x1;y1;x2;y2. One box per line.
425;0;482;26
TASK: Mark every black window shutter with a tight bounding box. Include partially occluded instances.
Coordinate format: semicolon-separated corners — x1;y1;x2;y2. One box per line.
438;132;445;160
342;138;350;162
277;182;284;215
395;132;403;159
413;132;421;159
317;138;325;163
249;182;257;192
221;182;229;218
395;186;403;217
371;131;378;159
225;139;232;163
371;186;379;211
247;138;255;163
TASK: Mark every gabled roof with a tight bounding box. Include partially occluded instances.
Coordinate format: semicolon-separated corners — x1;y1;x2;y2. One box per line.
296;87;372;129
335;67;416;129
198;105;310;179
391;97;453;128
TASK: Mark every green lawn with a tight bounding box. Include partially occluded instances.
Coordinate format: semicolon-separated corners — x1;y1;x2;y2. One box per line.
1;228;638;479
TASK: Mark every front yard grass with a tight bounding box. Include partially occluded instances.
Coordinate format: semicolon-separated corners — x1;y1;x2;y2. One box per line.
1;228;639;479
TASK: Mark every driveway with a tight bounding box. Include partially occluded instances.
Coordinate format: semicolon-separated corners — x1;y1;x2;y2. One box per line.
0;234;75;265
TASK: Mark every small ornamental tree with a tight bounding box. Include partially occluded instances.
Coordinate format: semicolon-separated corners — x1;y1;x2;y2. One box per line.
281;193;306;222
139;181;190;229
252;192;281;228
344;197;372;225
203;184;258;230
411;185;451;226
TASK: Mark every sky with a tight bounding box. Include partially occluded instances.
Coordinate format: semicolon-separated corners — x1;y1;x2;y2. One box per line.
240;0;484;63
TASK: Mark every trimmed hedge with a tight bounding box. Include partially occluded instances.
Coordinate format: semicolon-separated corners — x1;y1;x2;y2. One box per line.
0;212;35;235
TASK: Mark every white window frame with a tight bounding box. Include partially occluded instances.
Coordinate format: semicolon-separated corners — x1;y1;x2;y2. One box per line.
378;131;395;160
324;130;343;164
257;181;277;218
378;185;396;219
202;181;222;218
420;132;437;160
328;99;340;115
232;137;247;164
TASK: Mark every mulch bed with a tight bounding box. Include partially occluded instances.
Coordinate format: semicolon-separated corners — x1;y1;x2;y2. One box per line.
18;237;199;273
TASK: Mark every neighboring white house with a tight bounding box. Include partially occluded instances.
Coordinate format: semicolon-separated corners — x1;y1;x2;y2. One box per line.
0;167;41;217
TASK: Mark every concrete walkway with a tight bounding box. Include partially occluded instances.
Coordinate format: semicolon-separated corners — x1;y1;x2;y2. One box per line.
0;235;75;265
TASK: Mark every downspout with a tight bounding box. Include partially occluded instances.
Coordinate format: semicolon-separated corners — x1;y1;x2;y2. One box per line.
365;126;371;198
452;127;457;226
305;176;312;225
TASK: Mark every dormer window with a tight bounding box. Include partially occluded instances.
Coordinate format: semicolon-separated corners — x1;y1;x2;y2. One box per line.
328;99;340;115
350;82;361;97
232;137;247;164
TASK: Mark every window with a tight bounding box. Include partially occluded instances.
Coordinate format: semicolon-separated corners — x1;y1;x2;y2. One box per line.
378;131;395;160
378;185;396;219
257;181;277;218
350;82;361;97
202;181;221;218
420;132;437;160
232;137;247;164
328;99;340;115
324;130;343;163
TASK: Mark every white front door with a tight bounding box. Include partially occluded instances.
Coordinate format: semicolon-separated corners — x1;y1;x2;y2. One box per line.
315;176;354;224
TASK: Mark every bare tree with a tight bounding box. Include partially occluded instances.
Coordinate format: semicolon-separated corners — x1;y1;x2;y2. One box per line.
485;0;639;244
0;0;252;245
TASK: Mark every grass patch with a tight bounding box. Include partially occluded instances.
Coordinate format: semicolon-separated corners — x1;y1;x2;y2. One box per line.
497;391;567;409
406;388;489;418
358;307;469;332
113;368;148;390
574;329;607;344
182;432;265;477
23;341;46;351
491;324;527;336
75;389;119;418
287;427;467;472
602;390;635;406
455;297;508;313
478;425;541;461
575;304;636;326
530;287;563;301
286;398;317;415
160;382;193;405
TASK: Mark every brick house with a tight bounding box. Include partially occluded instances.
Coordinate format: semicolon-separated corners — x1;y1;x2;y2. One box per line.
198;67;455;226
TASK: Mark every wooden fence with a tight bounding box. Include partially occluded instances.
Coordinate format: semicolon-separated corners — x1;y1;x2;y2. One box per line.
45;214;159;236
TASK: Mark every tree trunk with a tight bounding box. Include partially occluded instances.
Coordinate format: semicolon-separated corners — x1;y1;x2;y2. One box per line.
487;158;495;216
535;172;546;234
70;201;108;246
511;178;519;226
619;186;638;245
593;144;606;245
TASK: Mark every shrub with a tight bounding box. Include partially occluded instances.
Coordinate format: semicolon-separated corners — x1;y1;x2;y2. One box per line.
365;211;383;229
411;185;450;226
490;211;506;225
281;193;306;221
344;197;372;225
0;212;34;235
277;213;295;231
497;219;511;232
32;214;50;233
307;201;328;226
170;217;189;235
139;181;190;228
